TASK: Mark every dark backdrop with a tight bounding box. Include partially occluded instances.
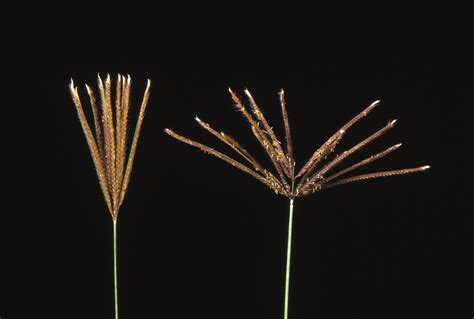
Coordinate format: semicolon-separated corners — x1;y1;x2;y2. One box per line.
1;4;471;319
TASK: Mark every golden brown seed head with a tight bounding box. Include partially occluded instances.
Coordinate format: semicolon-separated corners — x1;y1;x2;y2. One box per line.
70;74;151;221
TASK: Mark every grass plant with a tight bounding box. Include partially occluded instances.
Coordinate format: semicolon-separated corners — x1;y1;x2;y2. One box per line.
70;74;151;319
166;88;429;319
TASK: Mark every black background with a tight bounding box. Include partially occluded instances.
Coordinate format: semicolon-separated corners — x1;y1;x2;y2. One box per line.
1;4;471;319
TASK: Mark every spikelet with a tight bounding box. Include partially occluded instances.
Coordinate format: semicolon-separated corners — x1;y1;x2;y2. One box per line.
120;79;151;205
164;129;287;196
296;100;381;179
229;89;290;184
279;89;295;177
323;166;430;190
300;119;398;187
323;143;402;183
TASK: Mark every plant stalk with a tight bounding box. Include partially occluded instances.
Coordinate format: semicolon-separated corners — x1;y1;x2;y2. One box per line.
113;221;119;319
284;199;295;319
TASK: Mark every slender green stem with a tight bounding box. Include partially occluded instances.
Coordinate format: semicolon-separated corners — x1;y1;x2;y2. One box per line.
113;221;118;319
284;199;295;319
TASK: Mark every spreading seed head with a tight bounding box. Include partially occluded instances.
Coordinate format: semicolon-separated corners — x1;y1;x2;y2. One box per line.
166;89;429;199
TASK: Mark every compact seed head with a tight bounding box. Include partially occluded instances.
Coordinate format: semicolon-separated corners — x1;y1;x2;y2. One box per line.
70;74;151;221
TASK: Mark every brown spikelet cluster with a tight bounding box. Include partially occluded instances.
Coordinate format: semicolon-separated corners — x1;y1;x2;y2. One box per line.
70;74;151;221
165;88;429;199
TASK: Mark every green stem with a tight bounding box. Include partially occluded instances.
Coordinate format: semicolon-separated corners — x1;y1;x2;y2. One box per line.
284;199;295;319
113;221;118;319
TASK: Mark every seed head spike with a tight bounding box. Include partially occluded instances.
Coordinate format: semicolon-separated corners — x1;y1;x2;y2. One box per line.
69;74;151;221
166;89;428;199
